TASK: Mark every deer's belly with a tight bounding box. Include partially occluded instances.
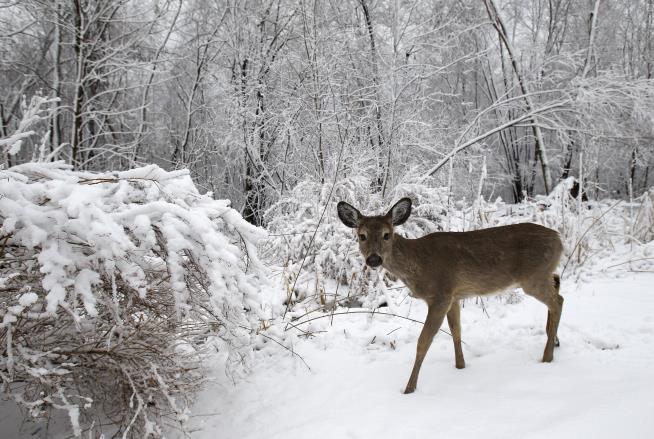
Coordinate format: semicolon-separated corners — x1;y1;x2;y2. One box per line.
455;282;520;299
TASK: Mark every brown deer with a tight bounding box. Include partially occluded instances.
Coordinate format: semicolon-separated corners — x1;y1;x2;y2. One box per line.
337;197;564;394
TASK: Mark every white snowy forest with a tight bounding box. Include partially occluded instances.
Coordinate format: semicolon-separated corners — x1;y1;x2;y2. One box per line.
1;0;654;437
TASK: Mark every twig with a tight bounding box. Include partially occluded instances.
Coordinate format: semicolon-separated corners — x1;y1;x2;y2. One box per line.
386;327;402;335
561;200;622;278
603;257;654;271
330;239;355;326
285;310;460;342
478;296;491;319
268;231;316;237
255;331;311;371
282;95;348;319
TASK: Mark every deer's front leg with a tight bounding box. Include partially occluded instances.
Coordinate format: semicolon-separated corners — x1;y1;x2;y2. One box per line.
404;302;448;394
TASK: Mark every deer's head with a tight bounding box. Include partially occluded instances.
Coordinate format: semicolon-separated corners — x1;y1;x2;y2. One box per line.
337;198;412;268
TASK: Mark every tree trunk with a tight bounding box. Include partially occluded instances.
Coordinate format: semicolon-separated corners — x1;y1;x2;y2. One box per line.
482;0;553;194
359;0;386;192
629;146;638;191
581;0;601;78
133;0;182;166
560;135;575;180
71;0;85;170
50;0;62;155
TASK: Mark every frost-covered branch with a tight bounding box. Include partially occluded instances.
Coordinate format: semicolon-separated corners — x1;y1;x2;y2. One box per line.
0;95;59;159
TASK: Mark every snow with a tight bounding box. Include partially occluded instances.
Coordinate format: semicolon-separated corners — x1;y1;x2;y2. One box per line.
180;273;654;439
18;293;38;308
2;160;653;437
0;162;269;436
2;177;653;438
0;161;267;322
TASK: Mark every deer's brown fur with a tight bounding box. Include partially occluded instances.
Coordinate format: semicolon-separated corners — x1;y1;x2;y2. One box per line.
337;198;564;394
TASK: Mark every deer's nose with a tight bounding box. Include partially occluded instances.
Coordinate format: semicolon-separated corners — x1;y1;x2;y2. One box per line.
366;254;382;267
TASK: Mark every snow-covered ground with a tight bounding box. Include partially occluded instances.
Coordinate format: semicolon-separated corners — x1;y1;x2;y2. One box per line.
182;273;654;439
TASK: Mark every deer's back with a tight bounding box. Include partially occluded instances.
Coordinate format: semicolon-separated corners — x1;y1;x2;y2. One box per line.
418;223;562;299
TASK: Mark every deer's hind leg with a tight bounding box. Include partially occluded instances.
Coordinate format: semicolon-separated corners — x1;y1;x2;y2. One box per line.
522;273;564;363
447;300;465;369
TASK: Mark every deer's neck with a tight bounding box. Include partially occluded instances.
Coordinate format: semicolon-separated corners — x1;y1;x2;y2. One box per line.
384;234;421;280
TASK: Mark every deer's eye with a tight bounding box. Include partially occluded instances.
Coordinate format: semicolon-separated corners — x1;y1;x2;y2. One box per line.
359;234;367;242
383;232;390;241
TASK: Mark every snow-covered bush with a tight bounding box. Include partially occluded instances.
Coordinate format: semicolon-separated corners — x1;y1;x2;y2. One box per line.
263;177;372;310
0;162;267;437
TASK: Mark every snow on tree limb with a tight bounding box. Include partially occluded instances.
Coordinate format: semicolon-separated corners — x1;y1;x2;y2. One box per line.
0;95;59;157
0;161;268;436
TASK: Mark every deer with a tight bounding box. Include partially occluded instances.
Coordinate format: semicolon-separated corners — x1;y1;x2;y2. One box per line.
336;197;564;394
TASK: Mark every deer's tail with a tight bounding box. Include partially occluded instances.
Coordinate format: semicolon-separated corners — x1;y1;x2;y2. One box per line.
552;273;561;291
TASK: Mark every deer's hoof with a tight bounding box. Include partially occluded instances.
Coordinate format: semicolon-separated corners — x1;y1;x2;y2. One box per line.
455;362;466;369
403;386;415;394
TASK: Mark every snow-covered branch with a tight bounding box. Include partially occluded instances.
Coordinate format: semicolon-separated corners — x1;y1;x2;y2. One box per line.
0;162;267;436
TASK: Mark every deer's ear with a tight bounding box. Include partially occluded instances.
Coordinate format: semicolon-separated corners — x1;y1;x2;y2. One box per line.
387;197;412;226
337;201;361;228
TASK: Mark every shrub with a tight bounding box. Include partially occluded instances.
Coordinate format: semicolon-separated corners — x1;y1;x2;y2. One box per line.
0;162;267;437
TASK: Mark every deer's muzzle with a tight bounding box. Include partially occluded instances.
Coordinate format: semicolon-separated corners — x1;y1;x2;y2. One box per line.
366;254;382;267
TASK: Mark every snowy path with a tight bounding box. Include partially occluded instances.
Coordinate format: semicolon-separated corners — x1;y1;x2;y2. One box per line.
183;273;654;439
